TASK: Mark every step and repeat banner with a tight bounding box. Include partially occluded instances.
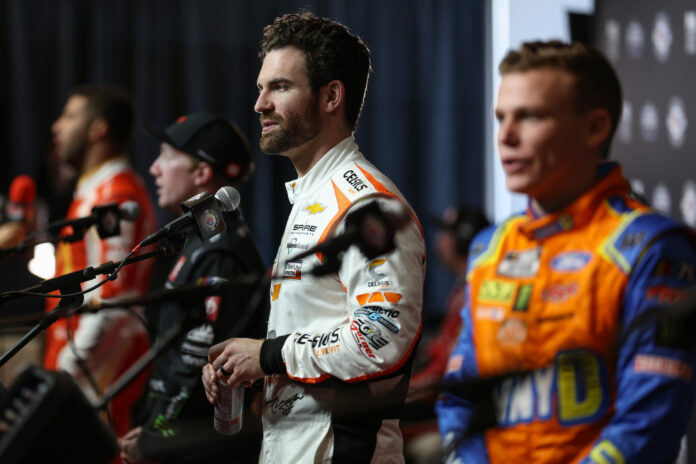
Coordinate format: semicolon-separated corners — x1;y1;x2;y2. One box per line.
594;0;695;226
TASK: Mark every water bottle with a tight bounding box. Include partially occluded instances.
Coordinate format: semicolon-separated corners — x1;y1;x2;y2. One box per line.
214;380;244;435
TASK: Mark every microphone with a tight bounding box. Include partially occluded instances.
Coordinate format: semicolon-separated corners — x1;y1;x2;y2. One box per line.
4;175;37;222
46;201;141;241
293;200;411;275
139;186;240;247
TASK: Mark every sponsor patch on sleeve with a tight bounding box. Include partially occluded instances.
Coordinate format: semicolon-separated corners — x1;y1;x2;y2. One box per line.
446;354;464;373
205;296;221;322
633;354;692;381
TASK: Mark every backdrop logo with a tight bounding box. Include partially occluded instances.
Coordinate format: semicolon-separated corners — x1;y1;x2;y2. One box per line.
686;11;696;55
604;19;621;61
681;181;696;227
618;101;633;143
625;20;645;59
640;102;659;142
630;179;646;200
666;96;687;149
652;183;672;215
652;12;673;63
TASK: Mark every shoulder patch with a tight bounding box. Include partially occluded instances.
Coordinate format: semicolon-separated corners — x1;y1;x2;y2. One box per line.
600;210;683;274
470;216;524;273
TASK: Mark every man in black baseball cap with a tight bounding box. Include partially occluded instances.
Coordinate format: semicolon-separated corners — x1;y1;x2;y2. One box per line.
119;112;266;463
145;112;254;212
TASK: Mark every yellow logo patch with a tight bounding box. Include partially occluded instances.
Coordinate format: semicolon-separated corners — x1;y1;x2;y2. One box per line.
478;279;517;305
305;203;326;214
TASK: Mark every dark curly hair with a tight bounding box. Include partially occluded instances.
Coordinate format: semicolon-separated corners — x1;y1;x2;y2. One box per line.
499;40;622;160
259;12;372;133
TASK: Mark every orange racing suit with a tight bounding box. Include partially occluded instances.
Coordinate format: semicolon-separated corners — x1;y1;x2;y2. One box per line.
437;163;696;463
43;156;157;437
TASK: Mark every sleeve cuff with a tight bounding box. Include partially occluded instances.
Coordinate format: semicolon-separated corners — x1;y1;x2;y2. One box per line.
260;335;289;374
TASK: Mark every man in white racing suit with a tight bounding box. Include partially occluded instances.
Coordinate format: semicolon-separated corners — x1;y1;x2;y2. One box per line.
202;12;425;463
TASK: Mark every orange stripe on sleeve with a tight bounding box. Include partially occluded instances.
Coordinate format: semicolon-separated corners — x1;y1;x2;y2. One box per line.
355;164;424;238
316;181;353;262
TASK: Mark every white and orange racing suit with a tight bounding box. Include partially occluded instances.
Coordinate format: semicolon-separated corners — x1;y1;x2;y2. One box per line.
258;136;426;463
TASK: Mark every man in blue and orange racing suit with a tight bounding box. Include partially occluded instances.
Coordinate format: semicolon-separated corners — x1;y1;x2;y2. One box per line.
437;40;696;463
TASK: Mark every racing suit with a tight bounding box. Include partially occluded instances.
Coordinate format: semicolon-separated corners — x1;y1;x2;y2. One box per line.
134;209;267;463
43;156;157;437
258;136;426;463
437;162;696;463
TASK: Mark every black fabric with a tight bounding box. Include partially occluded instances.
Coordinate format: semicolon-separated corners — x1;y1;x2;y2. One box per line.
134;209;266;463
330;345;415;462
259;334;289;375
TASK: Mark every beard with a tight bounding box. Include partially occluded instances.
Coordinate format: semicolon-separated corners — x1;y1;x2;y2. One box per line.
57;131;89;169
259;95;321;154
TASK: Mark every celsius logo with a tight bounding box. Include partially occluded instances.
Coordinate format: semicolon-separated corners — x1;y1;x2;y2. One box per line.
343;170;368;191
368;259;387;279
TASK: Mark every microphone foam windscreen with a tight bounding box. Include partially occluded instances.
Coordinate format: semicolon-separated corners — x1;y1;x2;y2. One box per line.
9;175;37;204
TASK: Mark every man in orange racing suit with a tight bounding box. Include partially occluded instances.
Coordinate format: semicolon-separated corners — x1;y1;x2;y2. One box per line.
44;85;157;439
437;41;696;463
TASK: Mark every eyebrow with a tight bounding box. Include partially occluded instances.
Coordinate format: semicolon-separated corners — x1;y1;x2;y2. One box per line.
259;78;292;88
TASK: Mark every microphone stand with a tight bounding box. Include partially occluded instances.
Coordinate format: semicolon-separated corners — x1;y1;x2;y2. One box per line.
0;203;138;258
0;284;84;368
0;240;181;307
91;272;268;413
0;241;182;367
93;320;182;412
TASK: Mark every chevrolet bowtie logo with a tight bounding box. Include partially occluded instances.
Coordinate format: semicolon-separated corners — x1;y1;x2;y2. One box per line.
305;203;326;214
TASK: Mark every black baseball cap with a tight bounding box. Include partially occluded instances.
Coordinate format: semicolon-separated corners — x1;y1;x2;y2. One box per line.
146;112;254;183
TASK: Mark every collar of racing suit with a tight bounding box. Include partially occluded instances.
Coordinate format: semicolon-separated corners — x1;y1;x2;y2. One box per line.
518;162;629;241
284;136;362;205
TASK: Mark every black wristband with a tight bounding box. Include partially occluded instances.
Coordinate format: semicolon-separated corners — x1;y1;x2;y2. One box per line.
260;335;289;374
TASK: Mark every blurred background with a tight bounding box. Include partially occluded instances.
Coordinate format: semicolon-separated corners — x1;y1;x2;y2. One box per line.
0;0;696;315
0;0;693;369
2;0;696;461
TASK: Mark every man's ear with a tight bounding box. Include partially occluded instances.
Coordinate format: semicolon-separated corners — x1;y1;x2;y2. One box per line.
88;118;109;142
192;161;215;187
586;108;612;150
320;80;345;116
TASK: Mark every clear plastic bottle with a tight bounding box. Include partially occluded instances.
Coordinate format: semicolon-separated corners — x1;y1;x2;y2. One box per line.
214;380;244;435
